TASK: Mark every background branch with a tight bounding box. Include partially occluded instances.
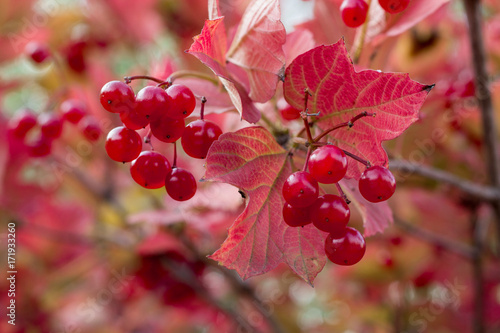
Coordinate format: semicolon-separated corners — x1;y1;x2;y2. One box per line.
462;0;500;246
394;217;476;259
389;159;500;201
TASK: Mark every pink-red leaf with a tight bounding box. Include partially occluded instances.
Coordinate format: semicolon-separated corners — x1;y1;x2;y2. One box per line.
226;0;286;103
203;126;327;284
284;40;433;178
187;17;261;123
187;17;229;79
339;179;393;236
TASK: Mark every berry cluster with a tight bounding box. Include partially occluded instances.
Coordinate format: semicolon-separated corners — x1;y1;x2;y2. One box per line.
340;0;410;28
282;144;395;266
281;91;396;266
7;100;101;158
100;77;222;201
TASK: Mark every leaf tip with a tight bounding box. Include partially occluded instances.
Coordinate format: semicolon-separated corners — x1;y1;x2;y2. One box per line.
423;84;435;92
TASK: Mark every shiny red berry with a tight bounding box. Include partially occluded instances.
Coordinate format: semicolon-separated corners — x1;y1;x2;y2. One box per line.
181;119;222;159
150;116;185;143
378;0;409;14
166;84;196;119
282;203;312;227
130;151;171;189
325;227;366;266
100;81;135;114
135;86;171;123
105;126;142;162
358;165;396;202
340;0;368;28
310;194;350;235
282;171;319;208
308;145;347;184
165;168;197;201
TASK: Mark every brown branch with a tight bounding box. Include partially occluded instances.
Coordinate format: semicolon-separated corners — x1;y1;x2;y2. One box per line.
389;159;500;202
394;217;476;259
161;257;259;333
177;233;287;333
462;0;500;247
470;211;486;333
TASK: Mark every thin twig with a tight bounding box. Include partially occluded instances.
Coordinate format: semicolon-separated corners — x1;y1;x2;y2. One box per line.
177;233;287;333
161;257;258;333
389;159;500;202
394;217;476;259
462;0;500;246
470;211;485;333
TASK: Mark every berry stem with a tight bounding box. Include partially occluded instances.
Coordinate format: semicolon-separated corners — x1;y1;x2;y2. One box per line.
303;146;313;172
302;89;315;143
172;141;177;168
335;183;351;204
353;0;372;64
144;129;154;150
167;70;219;85
200;96;207;120
313;111;375;142
343;149;371;167
123;75;164;84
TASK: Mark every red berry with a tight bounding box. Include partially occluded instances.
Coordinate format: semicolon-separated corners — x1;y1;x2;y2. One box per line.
63;41;87;73
79;116;102;142
165;168;197;201
282;171;319;208
166;84;196;119
130;151;171;189
325;227;366;265
310;194;350;235
340;0;368;28
120;107;149;130
60;99;86;124
8;108;37;139
105;126;142;162
29;135;52;158
359;165;396;202
135;86;171;122
150;116;185;143
277;98;301;121
378;0;409;14
25;41;51;64
282;203;311;227
181;120;222;159
308;145;347;184
39;113;63;139
100;81;135;114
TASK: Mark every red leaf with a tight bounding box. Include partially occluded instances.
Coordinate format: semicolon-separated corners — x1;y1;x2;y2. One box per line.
339;179;393;236
187;17;229;79
284;40;433;178
187;17;261;123
283;28;315;66
219;78;261;122
226;0;286;102
204;127;327;284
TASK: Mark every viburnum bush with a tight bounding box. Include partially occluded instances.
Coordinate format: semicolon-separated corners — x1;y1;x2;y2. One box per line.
2;0;500;332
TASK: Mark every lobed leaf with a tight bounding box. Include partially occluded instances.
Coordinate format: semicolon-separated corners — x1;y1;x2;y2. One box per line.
284;39;433;178
204;127;327;284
